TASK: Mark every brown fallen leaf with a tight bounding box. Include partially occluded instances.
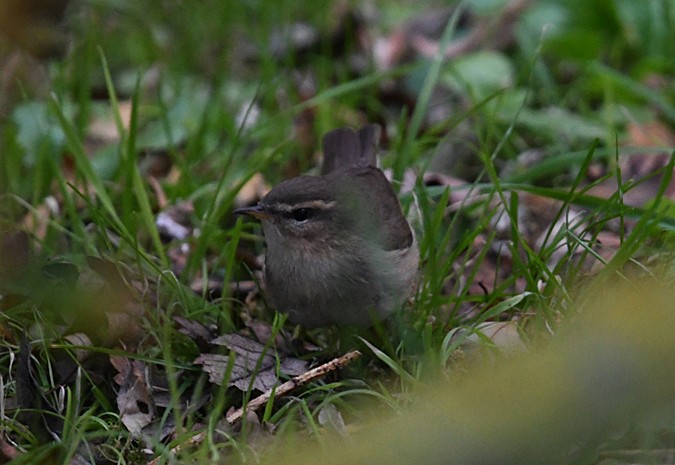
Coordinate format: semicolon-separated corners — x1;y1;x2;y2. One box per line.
374;0;531;69
195;333;308;391
86;100;132;143
589;119;675;206
20;197;58;247
150;350;361;464
234;173;270;209
111;356;155;436
174;315;214;352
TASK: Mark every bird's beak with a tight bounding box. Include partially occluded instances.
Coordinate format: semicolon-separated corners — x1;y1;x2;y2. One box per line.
234;205;271;220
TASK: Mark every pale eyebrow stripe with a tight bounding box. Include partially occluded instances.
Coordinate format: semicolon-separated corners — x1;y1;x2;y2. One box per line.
274;200;337;212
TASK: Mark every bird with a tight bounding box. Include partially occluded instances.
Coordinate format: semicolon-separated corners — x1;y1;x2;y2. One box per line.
236;124;418;327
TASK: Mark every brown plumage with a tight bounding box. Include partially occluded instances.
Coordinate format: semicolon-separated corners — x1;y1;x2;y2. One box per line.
236;125;418;327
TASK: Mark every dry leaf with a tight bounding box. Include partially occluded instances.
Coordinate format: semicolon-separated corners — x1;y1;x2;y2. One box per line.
195;333;308;391
447;321;526;366
235;173;270;208
174;316;214;352
87;100;133;143
111;356;156;436
156;201;194;242
318;403;348;437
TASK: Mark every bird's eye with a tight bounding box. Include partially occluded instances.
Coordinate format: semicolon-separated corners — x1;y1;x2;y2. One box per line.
290;208;311;222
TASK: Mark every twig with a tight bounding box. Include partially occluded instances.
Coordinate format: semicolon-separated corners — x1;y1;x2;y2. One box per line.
147;432;206;465
226;349;361;423
146;349;361;465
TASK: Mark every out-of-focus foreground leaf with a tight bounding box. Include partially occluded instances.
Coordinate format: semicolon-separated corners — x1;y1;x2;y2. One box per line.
263;278;675;465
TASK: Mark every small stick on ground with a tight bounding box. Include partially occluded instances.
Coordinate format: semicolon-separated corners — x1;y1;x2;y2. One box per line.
226;349;361;423
147;349;361;465
147;431;206;465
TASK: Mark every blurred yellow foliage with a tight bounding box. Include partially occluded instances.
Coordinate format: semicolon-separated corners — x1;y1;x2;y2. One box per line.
265;278;675;464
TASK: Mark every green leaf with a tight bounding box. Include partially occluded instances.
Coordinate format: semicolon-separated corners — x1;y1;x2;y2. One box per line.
12;102;66;166
515;107;606;141
359;337;417;385
442;51;515;100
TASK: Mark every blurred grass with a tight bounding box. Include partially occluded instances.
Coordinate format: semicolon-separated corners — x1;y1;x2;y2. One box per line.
0;0;674;463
